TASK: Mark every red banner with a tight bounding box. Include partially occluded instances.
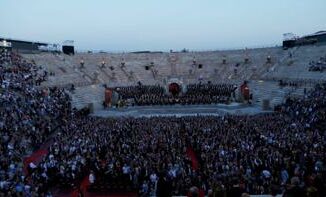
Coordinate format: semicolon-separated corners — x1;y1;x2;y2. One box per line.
105;89;112;105
240;83;250;100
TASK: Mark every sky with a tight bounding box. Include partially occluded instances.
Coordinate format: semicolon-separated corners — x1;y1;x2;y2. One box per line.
0;0;325;52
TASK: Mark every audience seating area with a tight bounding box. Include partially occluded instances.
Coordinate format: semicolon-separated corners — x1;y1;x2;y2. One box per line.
266;45;326;81
309;55;326;72
1;45;326;196
24;47;285;87
22;45;326;110
0;49;72;196
24;85;326;196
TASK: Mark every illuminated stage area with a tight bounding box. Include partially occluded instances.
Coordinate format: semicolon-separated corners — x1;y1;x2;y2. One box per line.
93;103;271;117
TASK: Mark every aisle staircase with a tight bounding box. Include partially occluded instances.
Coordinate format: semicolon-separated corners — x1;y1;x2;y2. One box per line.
69;84;105;110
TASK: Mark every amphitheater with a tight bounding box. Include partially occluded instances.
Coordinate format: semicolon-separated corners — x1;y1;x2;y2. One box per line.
2;41;326;197
24;44;326;115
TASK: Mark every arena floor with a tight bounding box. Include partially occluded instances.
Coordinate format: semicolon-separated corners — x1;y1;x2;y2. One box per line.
93;102;272;117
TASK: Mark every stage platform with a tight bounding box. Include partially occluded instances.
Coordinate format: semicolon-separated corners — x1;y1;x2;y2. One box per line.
92;103;273;118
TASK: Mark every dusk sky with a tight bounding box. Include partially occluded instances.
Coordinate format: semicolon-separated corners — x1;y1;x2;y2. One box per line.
1;0;325;51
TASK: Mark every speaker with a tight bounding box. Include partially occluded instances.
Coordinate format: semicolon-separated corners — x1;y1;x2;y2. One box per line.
88;103;94;113
283;40;296;49
266;56;272;63
145;65;149;70
262;99;270;110
62;45;74;55
244;58;249;64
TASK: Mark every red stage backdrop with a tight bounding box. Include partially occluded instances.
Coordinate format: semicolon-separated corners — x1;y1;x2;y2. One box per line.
169;83;180;96
105;89;112;105
240;83;250;100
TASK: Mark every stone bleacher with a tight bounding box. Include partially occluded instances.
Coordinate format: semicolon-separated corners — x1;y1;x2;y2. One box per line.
266;45;326;81
23;45;326;110
250;80;307;107
69;84;105;110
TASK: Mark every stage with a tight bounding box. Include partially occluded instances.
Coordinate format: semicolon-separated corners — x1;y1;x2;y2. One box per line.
92;103;273;118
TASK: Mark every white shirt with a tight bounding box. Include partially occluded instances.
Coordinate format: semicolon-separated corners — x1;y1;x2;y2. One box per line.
89;173;95;184
150;173;157;183
29;162;37;169
122;165;130;174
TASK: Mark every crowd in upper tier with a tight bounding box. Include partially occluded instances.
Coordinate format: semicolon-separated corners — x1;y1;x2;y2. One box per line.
309;55;326;72
0;49;325;197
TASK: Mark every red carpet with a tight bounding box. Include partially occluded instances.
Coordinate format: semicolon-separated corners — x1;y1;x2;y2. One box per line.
23;140;53;175
80;175;90;192
23;149;48;175
71;174;90;197
186;147;199;170
186;147;204;197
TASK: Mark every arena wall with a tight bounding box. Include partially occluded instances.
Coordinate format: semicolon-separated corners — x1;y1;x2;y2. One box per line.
0;37;47;53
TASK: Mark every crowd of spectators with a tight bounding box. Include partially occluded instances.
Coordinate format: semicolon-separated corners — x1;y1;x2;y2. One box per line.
0;49;325;197
27;82;326;196
308;56;326;72
29;100;326;196
278;83;326;131
0;50;72;196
